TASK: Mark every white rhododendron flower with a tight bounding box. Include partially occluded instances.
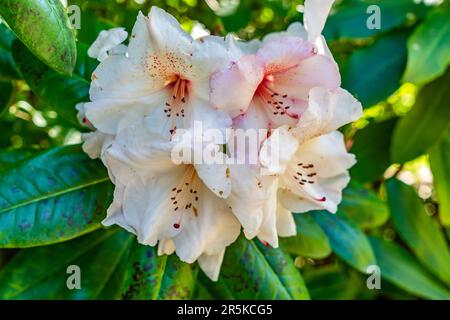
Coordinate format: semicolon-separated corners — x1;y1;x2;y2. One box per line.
84;6;235;139
102;121;240;280
77;1;363;281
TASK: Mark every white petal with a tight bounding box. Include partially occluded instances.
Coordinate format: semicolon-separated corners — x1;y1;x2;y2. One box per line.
120;167;186;246
173;184;241;263
198;249;226;281
195;161;231;199
81;131;114;160
260;125;299;176
280;173;350;213
102;182;137;235
188;97;232;137
158;239;176;256
88;27;128;62
89;55;158;103
304;0;335;43
276;204;297;237
263;22;308;43
256;179;279;247
75;102;93;129
279;132;355;213
85;90;168;135
294;87;363;142
105;120;175;184
225;163;273;239
190;35;237;83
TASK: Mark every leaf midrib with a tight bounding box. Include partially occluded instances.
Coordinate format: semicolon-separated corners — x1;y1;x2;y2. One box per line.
0;176;110;214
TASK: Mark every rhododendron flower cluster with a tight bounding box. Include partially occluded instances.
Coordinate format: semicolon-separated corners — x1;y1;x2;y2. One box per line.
77;1;362;281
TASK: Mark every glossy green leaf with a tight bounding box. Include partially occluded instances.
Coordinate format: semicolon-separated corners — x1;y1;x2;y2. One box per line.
302;264;366;300
0;228;133;299
280;214;331;259
120;243;197;300
338;183;390;229
429;130;450;226
386;179;450;286
369;236;450;300
74;42;99;82
403;6;450;86
350;118;398;183
0;0;76;74
198;236;310;300
312;212;376;273
0;23;19;81
12;41;89;127
0;148;37;171
391;70;450;163
0;145;112;248
342;31;409;108
324;0;426;40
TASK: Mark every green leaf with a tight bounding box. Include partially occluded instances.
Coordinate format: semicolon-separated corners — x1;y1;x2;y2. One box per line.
351;118;398;183
0;23;19;81
75;10;118;45
0;145;112;248
280;214;331;259
0;81;13;113
120;243;198;300
429;129;450;226
369;236;450;300
198;236;310;300
0;148;37;171
386;179;450;286
0;228;133;299
324;0;426;40
338;183;390;229
342;31;409;107
74;42;99;82
12;41;90;127
403;6;450;86
312;211;376;273
302;264;366;300
0;0;76;74
391;69;450;163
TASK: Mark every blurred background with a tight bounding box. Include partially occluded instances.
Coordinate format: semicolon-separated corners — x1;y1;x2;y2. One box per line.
0;0;449;300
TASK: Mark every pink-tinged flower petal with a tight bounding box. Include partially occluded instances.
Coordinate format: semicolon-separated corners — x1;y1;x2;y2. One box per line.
294;87;363;141
256;36;316;74
304;0;335;43
268;54;341;102
231;100;268;131
210;55;265;118
263;22;308;43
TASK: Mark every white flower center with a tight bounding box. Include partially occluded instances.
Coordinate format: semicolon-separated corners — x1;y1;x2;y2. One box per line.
288;162;326;202
255;76;299;125
170;164;200;229
163;76;190;135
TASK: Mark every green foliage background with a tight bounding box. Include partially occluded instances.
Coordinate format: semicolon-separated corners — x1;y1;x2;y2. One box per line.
0;0;449;300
